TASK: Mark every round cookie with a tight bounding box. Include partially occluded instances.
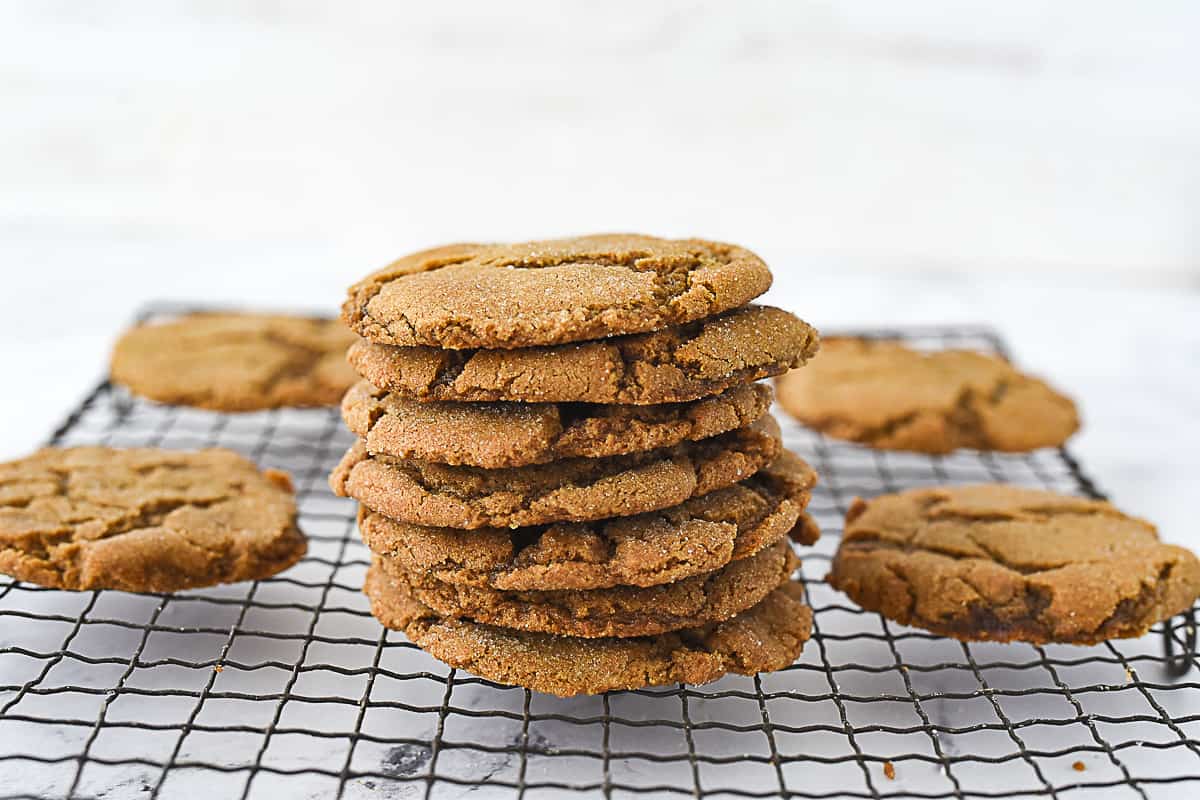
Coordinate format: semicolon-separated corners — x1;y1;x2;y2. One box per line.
342;234;773;350
776;338;1079;453
0;447;307;592
331;415;783;530
374;538;799;639
828;484;1200;644
348;305;819;405
366;567;812;697
111;312;358;412
358;450;819;591
342;381;773;468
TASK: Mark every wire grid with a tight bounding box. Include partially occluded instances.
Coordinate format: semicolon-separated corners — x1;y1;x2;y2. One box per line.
1;310;1198;800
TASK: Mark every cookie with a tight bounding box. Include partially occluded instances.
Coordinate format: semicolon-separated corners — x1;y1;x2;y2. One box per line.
776;338;1079;453
374;538;798;638
348;305;818;405
342;234;773;350
0;447;307;592
342;381;773;468
828;484;1200;644
366;566;812;697
358;450;818;591
111;312;358;412
331;415;782;530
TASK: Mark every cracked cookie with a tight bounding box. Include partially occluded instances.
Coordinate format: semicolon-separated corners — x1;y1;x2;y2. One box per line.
366;566;812;696
374;538;798;638
775;338;1079;453
828;484;1200;644
349;305;819;405
342;380;773;468
111;312;358;411
358;450;818;591
331;416;782;529
342;234;773;350
0;447;307;592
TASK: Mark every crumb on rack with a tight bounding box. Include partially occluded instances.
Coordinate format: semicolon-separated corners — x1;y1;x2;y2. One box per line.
1072;761;1085;772
883;761;896;780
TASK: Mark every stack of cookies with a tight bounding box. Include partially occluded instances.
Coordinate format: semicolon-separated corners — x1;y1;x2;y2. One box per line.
329;234;823;697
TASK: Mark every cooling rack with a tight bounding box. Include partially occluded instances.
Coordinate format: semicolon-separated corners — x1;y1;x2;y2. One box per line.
0;306;1197;800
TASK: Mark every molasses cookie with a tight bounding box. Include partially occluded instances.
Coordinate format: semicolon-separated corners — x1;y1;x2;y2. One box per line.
349;305;817;406
776;338;1078;453
342;234;773;349
828;484;1200;644
0;447;306;592
111;312;358;411
342;381;773;468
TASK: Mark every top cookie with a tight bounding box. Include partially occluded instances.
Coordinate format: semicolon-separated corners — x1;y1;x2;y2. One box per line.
0;447;307;592
349;305;819;405
111;312;358;412
828;484;1200;644
342;234;773;349
776;338;1079;453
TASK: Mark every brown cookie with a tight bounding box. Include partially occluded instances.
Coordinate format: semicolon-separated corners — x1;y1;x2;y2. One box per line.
366;566;812;696
331;415;783;530
358;450;818;591
342;234;772;350
828;484;1200;644
342;381;773;468
0;447;307;592
348;305;819;405
111;312;358;412
776;338;1079;453
374;538;798;638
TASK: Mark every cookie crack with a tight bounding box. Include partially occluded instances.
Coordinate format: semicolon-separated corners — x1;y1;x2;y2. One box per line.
366;252;721;345
363;398;388;436
359;307;816;404
361;304;418;344
924;503;1129;526
1089;564;1172;637
844;532;1142;578
820;378;1017;451
0;542;72;579
392;451;695;504
255;329;334;390
0;494;231;580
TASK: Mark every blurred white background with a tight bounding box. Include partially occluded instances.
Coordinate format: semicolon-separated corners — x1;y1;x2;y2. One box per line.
4;1;1199;282
1;1;1198;541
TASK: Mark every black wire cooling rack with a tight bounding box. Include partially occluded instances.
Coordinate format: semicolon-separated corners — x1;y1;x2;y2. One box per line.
1;306;1197;800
